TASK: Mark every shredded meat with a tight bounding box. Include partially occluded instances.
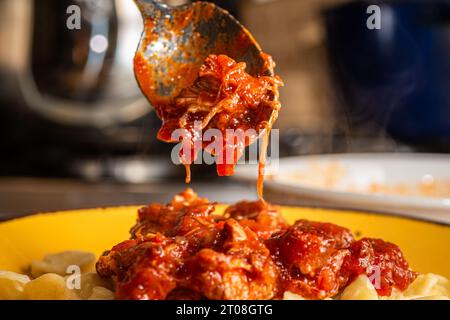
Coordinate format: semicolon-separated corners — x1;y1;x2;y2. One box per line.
96;189;417;300
224;200;288;240
340;238;418;296
156;54;283;179
183;219;279;299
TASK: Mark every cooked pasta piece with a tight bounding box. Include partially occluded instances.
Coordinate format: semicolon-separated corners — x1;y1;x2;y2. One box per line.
30;251;96;278
411;295;449;300
283;274;450;300
403;273;449;298
0;271;30;300
88;286;115;300
382;273;450;300
340;275;378;300
282;291;305;300
339;273;450;300
0;269;114;300
74;272;114;300
23;273;79;300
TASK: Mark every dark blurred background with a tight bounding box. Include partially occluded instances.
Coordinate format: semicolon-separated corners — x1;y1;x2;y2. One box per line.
1;0;449;218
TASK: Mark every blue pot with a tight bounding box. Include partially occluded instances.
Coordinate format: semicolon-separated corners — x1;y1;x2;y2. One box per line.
324;0;450;148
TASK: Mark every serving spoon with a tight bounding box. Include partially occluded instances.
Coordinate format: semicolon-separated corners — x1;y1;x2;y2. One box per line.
133;0;274;107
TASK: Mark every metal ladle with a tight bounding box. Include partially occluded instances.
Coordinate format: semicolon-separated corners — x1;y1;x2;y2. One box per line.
133;0;274;107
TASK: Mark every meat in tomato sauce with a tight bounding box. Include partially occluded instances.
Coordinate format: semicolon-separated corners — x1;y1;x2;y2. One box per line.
341;238;418;296
154;54;282;184
96;189;417;300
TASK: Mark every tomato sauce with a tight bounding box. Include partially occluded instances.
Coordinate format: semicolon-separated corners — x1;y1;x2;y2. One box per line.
152;54;282;189
96;189;417;300
126;7;417;300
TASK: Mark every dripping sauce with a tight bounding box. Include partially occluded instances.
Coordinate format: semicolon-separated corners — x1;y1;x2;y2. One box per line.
140;54;282;198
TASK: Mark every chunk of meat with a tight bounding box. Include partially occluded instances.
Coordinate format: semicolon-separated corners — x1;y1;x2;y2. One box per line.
224;200;288;239
97;190;279;300
341;238;418;296
97;234;187;300
184;220;279;300
276;220;354;275
285;249;349;299
156;54;283;178
268;220;354;299
96;189;418;300
130;188;215;238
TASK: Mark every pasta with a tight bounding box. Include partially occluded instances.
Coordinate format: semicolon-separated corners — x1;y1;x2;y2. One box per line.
23;273;79;300
30;251;96;278
0;251;113;300
73;272;114;300
88;286;115;300
0;271;30;300
1;250;448;300
284;274;450;300
384;273;450;300
339;275;379;300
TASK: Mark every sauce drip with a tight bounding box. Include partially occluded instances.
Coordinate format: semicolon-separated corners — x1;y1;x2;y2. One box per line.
184;164;191;184
257;90;279;201
257;128;270;201
149;54;282;198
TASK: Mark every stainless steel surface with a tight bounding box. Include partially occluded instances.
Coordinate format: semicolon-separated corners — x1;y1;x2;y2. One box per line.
0;0;149;128
0;178;256;220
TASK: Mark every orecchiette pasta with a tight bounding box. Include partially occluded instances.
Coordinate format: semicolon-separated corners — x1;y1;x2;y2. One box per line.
0;271;30;300
88;286;115;300
0;251;114;300
284;274;450;300
30;251;96;278
73;272;114;300
23;273;79;300
283;291;305;300
340;275;379;300
403;273;449;298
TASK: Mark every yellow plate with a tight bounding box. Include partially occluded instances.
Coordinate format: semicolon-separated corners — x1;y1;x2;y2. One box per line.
0;205;449;277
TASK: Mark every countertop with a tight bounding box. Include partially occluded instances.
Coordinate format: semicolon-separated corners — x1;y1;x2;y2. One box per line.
0;178;258;221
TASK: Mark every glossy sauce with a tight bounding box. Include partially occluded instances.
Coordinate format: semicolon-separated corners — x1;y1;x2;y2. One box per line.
150;54;282;197
257;128;270;201
97;189;417;300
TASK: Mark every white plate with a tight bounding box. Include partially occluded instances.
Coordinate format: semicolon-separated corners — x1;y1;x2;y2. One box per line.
235;153;450;224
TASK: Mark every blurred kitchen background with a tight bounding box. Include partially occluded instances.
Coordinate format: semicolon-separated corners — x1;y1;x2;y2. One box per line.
1;0;450;219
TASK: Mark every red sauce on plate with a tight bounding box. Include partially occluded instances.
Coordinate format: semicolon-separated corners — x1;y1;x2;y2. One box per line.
96;189;417;300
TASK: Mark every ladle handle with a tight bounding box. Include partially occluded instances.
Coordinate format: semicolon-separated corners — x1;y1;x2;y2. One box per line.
134;0;170;16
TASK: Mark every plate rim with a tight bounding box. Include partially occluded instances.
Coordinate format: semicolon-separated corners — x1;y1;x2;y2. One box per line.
0;203;448;228
234;152;450;224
